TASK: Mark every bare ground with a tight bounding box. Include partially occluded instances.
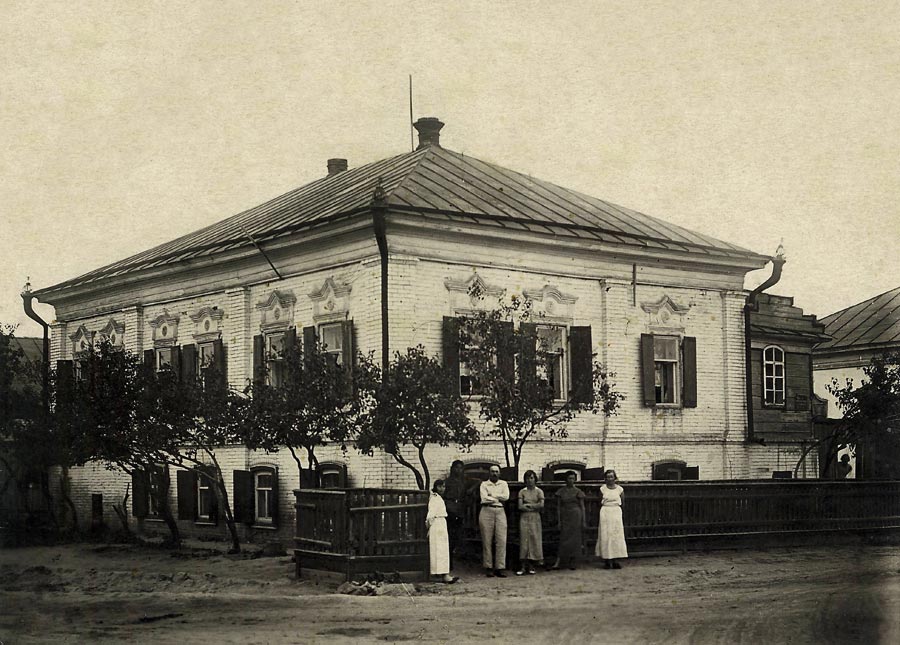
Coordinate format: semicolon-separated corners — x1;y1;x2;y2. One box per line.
1;541;898;644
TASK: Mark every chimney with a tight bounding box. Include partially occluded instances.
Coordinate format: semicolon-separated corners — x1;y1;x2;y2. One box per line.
327;158;348;176
413;117;444;149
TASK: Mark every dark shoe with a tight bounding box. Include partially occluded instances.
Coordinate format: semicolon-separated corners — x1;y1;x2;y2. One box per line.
612;561;622;569
485;570;495;577
494;570;507;578
568;566;577;570
604;560;613;569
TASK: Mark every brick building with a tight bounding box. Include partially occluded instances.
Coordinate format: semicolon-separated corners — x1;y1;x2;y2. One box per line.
31;118;819;540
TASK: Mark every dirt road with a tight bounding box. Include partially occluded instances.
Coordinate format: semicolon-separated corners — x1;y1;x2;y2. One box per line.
1;542;898;644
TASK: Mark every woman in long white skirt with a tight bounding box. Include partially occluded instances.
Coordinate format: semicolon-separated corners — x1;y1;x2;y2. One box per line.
595;469;628;569
426;480;458;583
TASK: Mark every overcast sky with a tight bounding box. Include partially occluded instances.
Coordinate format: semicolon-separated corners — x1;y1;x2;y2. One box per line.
2;1;899;337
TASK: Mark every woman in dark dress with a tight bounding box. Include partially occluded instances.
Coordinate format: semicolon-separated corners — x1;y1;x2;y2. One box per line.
552;471;586;570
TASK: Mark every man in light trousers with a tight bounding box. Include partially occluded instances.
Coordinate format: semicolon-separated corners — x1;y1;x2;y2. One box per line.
479;465;510;577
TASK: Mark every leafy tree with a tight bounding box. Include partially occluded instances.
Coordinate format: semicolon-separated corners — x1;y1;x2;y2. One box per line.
244;339;375;485
799;351;900;478
357;346;477;491
458;289;623;476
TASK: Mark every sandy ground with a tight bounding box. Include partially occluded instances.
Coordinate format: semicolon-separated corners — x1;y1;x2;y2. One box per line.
1;541;898;644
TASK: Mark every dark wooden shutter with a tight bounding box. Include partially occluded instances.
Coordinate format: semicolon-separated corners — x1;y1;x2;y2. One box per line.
212;338;226;388
442;317;460;395
340;320;353;368
540;466;553;482
56;359;74;394
518;322;538;386
303;326;317;358
300;468;317;489
131;470;149;518
640;334;656;407
498;320;515;384
683;466;699;480
170;345;181;380
283;327;297;355
232;470;254;524
499;466;517;482
283;328;298;389
581;467;605;481
143;349;155;370
569;326;593;404
181;343;197;384
682;336;697;408
208;470;219;524
252;334;265;387
176;470;197;520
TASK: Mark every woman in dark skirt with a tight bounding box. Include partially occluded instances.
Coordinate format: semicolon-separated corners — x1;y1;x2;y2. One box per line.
552;471;586;570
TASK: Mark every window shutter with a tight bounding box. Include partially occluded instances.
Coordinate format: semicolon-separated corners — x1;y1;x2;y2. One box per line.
682;336;697;408
56;359;74;394
540;466;553;482
270;468;280;526
340;320;353;368
498;320;515;383
181;344;197;384
131;470;149;518
442;317;460;395
282;328;298;389
170;345;182;380
303;326;317;358
499;466;517;482
518;322;538;386
252;334;265;387
143;350;155;370
683;466;699;480
581;467;606;481
640;334;656;407
300;468;317;489
212;339;226;388
232;470;253;524
176;470;197;520
569;326;593;404
283;327;297;355
208;470;219;524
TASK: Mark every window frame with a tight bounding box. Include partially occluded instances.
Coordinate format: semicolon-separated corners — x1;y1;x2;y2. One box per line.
653;335;680;406
264;331;286;388
156;347;174;373
196;470;215;523
253;468;276;525
762;345;786;407
147;464;166;519
535;323;569;402
458;324;488;397
317;321;345;366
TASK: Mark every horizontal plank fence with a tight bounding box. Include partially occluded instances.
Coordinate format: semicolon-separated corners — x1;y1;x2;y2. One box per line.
294;488;429;581
462;479;900;562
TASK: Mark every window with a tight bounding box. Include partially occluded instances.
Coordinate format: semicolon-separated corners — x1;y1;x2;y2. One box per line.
651;461;699;480
763;346;785;406
459;326;486;396
198;341;215;381
653;336;679;404
254;470;275;523
462;461;500;482
148;465;166;517
265;332;285;388
156;347;174;372
319;322;344;366
536;325;567;400
318;463;347;489
197;473;214;522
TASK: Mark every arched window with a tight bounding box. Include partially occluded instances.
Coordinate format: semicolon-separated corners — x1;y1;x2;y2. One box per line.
763;346;785;406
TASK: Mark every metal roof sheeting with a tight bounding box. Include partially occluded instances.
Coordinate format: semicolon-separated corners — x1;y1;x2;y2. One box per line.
37;145;766;295
816;286;900;352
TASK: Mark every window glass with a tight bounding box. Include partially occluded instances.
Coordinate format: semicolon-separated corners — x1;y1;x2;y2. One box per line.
537;325;567;400
319;323;343;365
319;467;343;489
197;474;213;520
156;347;173;372
459;324;486;396
763;346;785;405
653;336;679;404
149;465;165;516
255;471;273;522
266;333;285;387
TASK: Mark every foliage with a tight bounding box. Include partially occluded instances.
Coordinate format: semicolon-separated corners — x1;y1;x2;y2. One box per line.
459;287;623;473
244;339;375;483
357;346;477;491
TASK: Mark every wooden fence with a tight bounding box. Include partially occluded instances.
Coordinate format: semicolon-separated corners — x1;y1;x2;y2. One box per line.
462;479;900;562
294;488;429;580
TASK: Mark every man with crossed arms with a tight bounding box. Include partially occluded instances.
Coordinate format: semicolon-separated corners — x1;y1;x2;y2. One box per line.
479;465;510;577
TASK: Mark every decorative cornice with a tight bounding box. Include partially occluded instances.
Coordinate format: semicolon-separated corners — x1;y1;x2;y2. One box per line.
523;284;578;305
189;306;225;323
444;272;504;299
69;324;93;353
255;290;296;311
308;277;352;302
640;295;691;316
148;310;180;347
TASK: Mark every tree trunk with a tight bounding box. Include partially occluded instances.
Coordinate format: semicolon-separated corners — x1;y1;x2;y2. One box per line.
213;471;241;554
417;445;431;493
392;451;425;490
59;467;79;532
156;469;181;548
112;488;134;538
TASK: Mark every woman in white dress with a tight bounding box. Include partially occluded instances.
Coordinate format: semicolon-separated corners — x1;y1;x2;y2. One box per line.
426;480;458;583
595;469;628;569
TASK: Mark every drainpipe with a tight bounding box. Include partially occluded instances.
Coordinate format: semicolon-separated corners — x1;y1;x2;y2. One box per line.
21;280;50;412
371;178;389;370
744;245;786;443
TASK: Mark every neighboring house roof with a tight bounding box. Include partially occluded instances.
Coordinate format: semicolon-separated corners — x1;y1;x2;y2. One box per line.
9;337;43;364
815;286;900;354
34;141;768;297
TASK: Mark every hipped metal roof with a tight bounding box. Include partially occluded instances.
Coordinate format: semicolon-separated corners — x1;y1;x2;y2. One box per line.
816;286;900;353
36;144;768;296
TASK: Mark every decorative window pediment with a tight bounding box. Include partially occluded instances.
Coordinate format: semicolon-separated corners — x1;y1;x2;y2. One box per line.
69;324;93;355
641;295;690;332
148;310;180;347
308;277;352;324
523;284;578;322
256;290;296;333
98;318;125;348
445;272;504;313
189;306;225;343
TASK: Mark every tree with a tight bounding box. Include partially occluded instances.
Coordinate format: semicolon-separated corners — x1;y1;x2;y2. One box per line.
357;346;478;491
801;351;900;478
244;338;374;485
457;289;623;476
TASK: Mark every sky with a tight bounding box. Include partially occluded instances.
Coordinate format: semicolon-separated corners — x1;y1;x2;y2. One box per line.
2;1;899;337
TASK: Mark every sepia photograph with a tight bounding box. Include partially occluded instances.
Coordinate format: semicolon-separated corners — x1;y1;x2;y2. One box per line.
1;2;899;643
